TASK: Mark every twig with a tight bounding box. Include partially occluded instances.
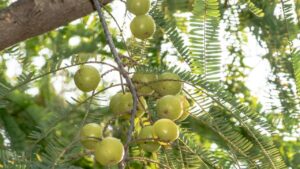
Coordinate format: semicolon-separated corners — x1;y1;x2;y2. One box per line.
28;84;123;154
224;0;229;8
92;0;138;168
128;157;171;169
102;116;117;136
101;68;119;77
119;53;141;66
119;72;125;93
194;87;276;168
178;137;218;169
177;140;186;169
65;151;93;162
102;7;133;58
0;61;119;100
51;90;96;169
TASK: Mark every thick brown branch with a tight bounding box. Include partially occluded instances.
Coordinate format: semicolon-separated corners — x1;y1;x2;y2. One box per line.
0;0;112;51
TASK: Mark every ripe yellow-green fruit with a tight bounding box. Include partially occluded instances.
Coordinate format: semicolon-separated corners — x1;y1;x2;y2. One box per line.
74;65;100;92
127;0;150;15
109;92;147;118
153;72;182;96
153;119;179;143
132;72;158;96
130;15;156;40
138;126;161;152
80;123;102;150
156;95;183;120
95;137;124;166
176;95;190;122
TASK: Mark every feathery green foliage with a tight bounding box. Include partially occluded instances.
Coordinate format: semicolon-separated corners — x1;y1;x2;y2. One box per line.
292;50;300;95
243;0;265;17
0;0;299;168
150;0;191;65
189;0;221;81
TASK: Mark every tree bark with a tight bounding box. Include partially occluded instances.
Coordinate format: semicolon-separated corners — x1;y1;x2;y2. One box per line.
0;0;112;51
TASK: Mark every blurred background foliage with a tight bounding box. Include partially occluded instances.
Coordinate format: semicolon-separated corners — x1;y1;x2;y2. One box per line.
0;0;299;168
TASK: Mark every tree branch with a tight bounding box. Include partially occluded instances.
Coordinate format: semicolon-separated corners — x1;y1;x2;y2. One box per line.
0;0;112;51
91;0;138;168
224;0;229;8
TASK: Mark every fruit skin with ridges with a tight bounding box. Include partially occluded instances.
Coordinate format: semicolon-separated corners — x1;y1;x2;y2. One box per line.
74;65;100;92
138;126;161;152
109;92;147;118
156;95;183;120
130;15;156;40
176;95;190;122
153;119;179;143
126;0;150;15
153;72;182;96
80;123;102;150
95;137;124;166
132;72;157;96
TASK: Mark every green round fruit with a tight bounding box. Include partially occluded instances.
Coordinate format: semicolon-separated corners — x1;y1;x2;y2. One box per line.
80;123;102;150
176;95;190;122
127;0;150;15
130;15;156;40
95;137;124;166
109;92;147;118
74;65;100;92
132;72;157;96
153;119;179;143
156;95;183;120
138;126;161;152
109;93;123;115
153;72;182;96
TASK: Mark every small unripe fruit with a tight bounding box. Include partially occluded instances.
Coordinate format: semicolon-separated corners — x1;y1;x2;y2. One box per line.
95;137;124;166
80;123;102;150
156;95;183;120
130;15;156;40
138;126;161;152
132;72;157;96
153;72;182;96
153;119;179;143
109;92;147;118
127;0;150;15
74;65;100;92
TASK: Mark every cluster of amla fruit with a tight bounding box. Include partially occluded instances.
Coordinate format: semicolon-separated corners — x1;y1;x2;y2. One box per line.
73;66;190;166
109;71;190;153
127;0;156;40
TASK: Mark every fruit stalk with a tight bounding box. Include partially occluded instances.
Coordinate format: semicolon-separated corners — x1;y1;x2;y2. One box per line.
91;0;138;168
